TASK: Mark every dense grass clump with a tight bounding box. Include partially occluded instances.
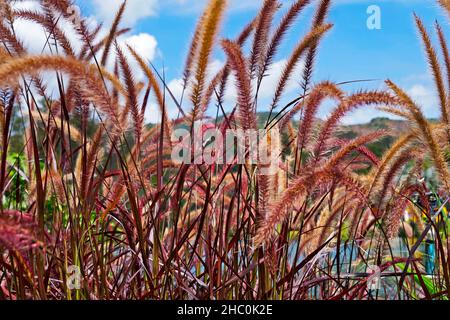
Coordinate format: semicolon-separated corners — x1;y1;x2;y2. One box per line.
0;0;450;300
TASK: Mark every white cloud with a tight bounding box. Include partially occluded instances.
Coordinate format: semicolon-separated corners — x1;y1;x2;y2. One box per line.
408;84;436;107
12;19;48;54
11;1;84;57
8;1;159;107
91;0;158;27
125;33;158;62
119;33;159;81
408;84;439;117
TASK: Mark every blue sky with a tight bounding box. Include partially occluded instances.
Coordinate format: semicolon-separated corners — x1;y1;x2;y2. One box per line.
70;0;450;123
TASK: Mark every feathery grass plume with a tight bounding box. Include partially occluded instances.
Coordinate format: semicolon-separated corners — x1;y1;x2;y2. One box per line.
0;55;125;133
78;128;104;201
435;21;450;93
0;46;10;62
87;28;132;60
116;43;142;147
385;184;430;238
270;23;333;111
126;46;163;108
261;0;312;80
182;6;208;89
0;90;13;151
431;123;450;151
127;45;172;143
250;0;280;78
355;144;380;167
438;0;450;18
15;9;75;56
0;21;26;55
190;0;227;119
0;55;125;95
384;186;416;239
386;79;450;190
237;19;257;45
193;36;249;122
257;124;280;220
0;0;12;21
101;1;127;66
0;10;51;96
377;106;414;120
2;0;450;300
43;0;72;13
46;169;67;204
201;20;255;112
221;40;256;130
376;148;417;208
339;173;370;205
78;22;103;58
47;0;102;58
254;169;328;245
415;14;449;131
300;0;332;95
258;173;271;219
312;194;363;251
294;81;344;151
325;130;388;169
312;205;341;251
0;91;13;203
367;133;415;198
255;130;386;245
313;91;397;162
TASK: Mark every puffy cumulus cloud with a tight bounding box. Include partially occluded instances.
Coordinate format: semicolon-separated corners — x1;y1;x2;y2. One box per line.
12;15;85;56
12;19;48;54
117;33;159;81
7;1;159;107
9;1;46;54
91;0;158;27
407;84;438;116
12;18;157;75
124;33;158;63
